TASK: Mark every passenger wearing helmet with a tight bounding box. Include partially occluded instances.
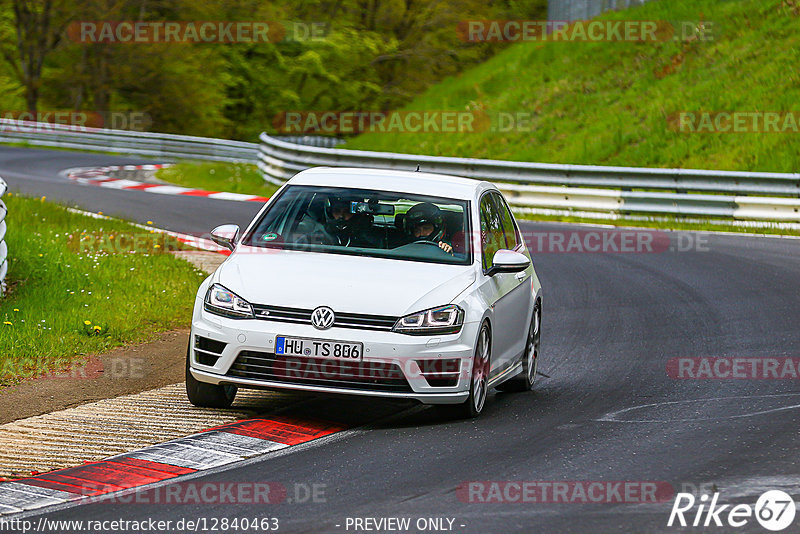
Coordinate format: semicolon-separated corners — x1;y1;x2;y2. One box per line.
403;202;453;254
324;195;373;247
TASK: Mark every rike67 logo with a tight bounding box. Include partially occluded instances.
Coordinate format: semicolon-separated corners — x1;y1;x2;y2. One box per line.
668;490;796;531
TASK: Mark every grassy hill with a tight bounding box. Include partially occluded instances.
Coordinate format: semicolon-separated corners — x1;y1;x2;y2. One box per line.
343;0;800;173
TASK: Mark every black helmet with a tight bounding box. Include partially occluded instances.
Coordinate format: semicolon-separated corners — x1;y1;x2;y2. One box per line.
325;195;355;221
324;194;365;237
404;202;444;242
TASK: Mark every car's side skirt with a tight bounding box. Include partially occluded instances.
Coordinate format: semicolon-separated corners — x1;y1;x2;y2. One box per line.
488;360;522;388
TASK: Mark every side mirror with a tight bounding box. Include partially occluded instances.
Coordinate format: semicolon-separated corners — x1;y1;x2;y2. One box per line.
210;224;240;251
488;249;530;275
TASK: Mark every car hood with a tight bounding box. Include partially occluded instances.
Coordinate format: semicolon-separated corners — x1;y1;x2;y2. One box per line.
215;247;476;317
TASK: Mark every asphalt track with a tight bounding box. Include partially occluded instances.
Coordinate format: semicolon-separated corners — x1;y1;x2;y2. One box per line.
2;146;800;533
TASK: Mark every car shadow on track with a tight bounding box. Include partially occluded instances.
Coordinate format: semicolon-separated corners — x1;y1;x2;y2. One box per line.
234;379;565;434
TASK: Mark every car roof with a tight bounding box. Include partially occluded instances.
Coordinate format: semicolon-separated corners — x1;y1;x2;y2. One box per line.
287;167;492;200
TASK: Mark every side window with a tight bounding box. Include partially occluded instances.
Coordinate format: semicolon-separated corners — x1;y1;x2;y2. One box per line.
479;194;505;270
492;193;519;250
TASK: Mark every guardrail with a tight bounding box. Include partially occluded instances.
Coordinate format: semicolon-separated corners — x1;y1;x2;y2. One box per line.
258;133;800;222
548;0;655;22
0;119;259;163
0;177;8;294
1;117;796;223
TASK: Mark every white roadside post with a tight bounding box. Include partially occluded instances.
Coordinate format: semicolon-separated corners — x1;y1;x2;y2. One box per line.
0;177;7;294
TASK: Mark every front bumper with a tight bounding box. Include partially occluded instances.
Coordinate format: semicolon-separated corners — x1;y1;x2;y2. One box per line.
189;304;478;405
189;368;469;404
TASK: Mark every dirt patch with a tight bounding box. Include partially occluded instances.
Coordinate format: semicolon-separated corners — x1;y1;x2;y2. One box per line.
0;329;190;425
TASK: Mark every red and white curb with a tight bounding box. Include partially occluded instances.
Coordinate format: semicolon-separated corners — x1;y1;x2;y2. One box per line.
159;229;231;256
0;416;346;515
65;165;270;203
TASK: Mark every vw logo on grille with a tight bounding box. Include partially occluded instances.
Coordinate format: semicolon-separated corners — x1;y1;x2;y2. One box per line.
311;306;335;330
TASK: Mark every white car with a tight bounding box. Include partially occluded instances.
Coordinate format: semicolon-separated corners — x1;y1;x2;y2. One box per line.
187;167;542;418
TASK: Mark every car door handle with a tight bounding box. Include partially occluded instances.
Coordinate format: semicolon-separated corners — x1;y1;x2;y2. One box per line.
515;272;527;282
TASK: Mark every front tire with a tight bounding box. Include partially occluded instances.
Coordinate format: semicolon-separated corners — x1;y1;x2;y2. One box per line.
185;344;237;408
439;322;491;419
497;300;540;392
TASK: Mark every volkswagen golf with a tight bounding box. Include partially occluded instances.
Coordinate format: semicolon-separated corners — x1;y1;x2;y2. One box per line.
186;167;542;418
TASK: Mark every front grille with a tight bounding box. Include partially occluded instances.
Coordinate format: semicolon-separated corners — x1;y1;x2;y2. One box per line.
227;350;412;392
251;305;398;332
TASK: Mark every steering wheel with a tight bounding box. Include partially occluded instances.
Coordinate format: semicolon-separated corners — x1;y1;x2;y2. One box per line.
411;239;442;247
406;239;453;257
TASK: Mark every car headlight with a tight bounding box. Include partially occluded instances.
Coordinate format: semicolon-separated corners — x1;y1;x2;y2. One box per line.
393;304;464;335
204;284;254;319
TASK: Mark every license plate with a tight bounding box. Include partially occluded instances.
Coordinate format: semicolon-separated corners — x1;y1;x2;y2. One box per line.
275;336;363;361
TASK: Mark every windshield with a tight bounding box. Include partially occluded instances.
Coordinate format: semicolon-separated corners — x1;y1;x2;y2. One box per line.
242;185;471;265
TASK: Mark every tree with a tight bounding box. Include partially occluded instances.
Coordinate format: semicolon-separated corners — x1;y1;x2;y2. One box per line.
0;0;549;137
0;0;71;114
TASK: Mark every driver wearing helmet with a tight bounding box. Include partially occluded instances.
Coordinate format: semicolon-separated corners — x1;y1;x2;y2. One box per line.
324;195;373;247
403;202;453;254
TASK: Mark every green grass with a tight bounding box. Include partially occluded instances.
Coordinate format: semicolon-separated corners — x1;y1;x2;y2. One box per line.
157;161;280;197
0;194;207;386
343;0;800;173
